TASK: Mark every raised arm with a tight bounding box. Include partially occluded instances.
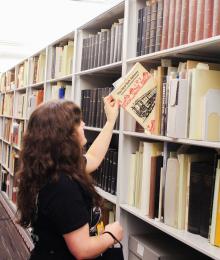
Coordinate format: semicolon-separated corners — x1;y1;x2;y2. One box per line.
85;95;119;174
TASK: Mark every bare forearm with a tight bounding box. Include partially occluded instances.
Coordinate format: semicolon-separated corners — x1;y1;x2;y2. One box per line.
78;233;114;259
86;121;114;166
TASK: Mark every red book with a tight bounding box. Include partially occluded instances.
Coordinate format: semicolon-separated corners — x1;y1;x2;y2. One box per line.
180;0;189;45
204;0;214;39
161;0;170;50
195;0;205;41
212;0;220;36
188;0;197;43
173;0;182;46
167;0;176;48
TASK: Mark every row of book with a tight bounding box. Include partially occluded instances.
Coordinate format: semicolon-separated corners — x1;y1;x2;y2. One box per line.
2;118;11;142
0;93;14;117
81;87;119;130
136;0;163;56
11;121;24;148
101;201;116;227
127;141;220;247
93;149;118;195
29;52;46;85
2;143;10;170
47;40;74;79
1;169;10;197
0;89;44;119
81;18;124;71
15;93;27;119
17;61;29;88
27;89;44;118
137;0;220;57
1;167;18;205
0;69;16;93
112;61;220;142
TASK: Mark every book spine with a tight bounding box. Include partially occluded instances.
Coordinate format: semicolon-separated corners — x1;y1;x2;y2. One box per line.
212;0;220;36
188;0;197;43
105;30;111;65
167;0;176;48
137;8;143;56
161;0;170;50
145;2;151;54
117;19;124;61
179;0;189;45
195;0;205;41
141;7;148;56
203;0;214;39
97;32;102;67
173;0;182;47
155;0;164;52
149;1;158;53
110;24;115;64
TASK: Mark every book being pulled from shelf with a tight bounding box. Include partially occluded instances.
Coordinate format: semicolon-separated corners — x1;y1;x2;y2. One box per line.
111;62;157;135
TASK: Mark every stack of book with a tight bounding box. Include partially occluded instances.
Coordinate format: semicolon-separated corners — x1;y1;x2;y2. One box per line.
93;149;118;195
81;87;119;130
137;0;220;56
81;18;124;70
48;40;74;79
29;52;46;84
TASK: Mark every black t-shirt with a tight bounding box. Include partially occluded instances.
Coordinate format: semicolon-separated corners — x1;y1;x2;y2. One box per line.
30;173;92;260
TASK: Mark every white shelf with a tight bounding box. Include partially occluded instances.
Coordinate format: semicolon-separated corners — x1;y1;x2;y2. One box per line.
123;131;220;149
29;81;44;88
120;204;220;260
2;89;15;94
85;126;119;134
95;186;117;204
13;116;26;121
75;61;122;76
46;74;72;83
15;86;27;92
2;139;11;145
2;164;11;174
123;131;170;142
127;36;220;64
12;144;21;151
1;115;13;119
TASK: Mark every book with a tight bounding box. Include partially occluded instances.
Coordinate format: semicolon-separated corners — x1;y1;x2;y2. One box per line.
155;0;164;52
111;62;157;134
189;68;220;140
167;0;176;48
164;156;179;228
179;0;189;45
195;0;205;41
203;0;214;39
213;0;220;36
210;160;220;245
161;0;170;50
173;0;182;47
188;0;197;43
188;161;215;238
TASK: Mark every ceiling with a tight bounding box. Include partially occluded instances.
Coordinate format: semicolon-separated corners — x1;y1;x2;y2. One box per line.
0;0;120;72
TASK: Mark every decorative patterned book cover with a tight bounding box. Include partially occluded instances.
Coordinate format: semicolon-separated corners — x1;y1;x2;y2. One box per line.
111;62;157;134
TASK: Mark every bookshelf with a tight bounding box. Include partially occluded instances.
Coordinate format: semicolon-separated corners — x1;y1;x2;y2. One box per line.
0;0;220;259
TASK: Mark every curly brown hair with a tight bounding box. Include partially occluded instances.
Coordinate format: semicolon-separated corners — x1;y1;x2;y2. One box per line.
16;100;101;228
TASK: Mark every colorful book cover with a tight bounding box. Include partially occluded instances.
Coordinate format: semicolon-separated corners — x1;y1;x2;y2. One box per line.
111;62;157;134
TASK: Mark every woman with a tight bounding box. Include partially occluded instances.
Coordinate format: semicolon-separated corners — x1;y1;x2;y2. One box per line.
16;96;123;259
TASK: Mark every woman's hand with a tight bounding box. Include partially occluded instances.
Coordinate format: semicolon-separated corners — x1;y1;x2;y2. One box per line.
103;95;119;127
104;221;123;243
